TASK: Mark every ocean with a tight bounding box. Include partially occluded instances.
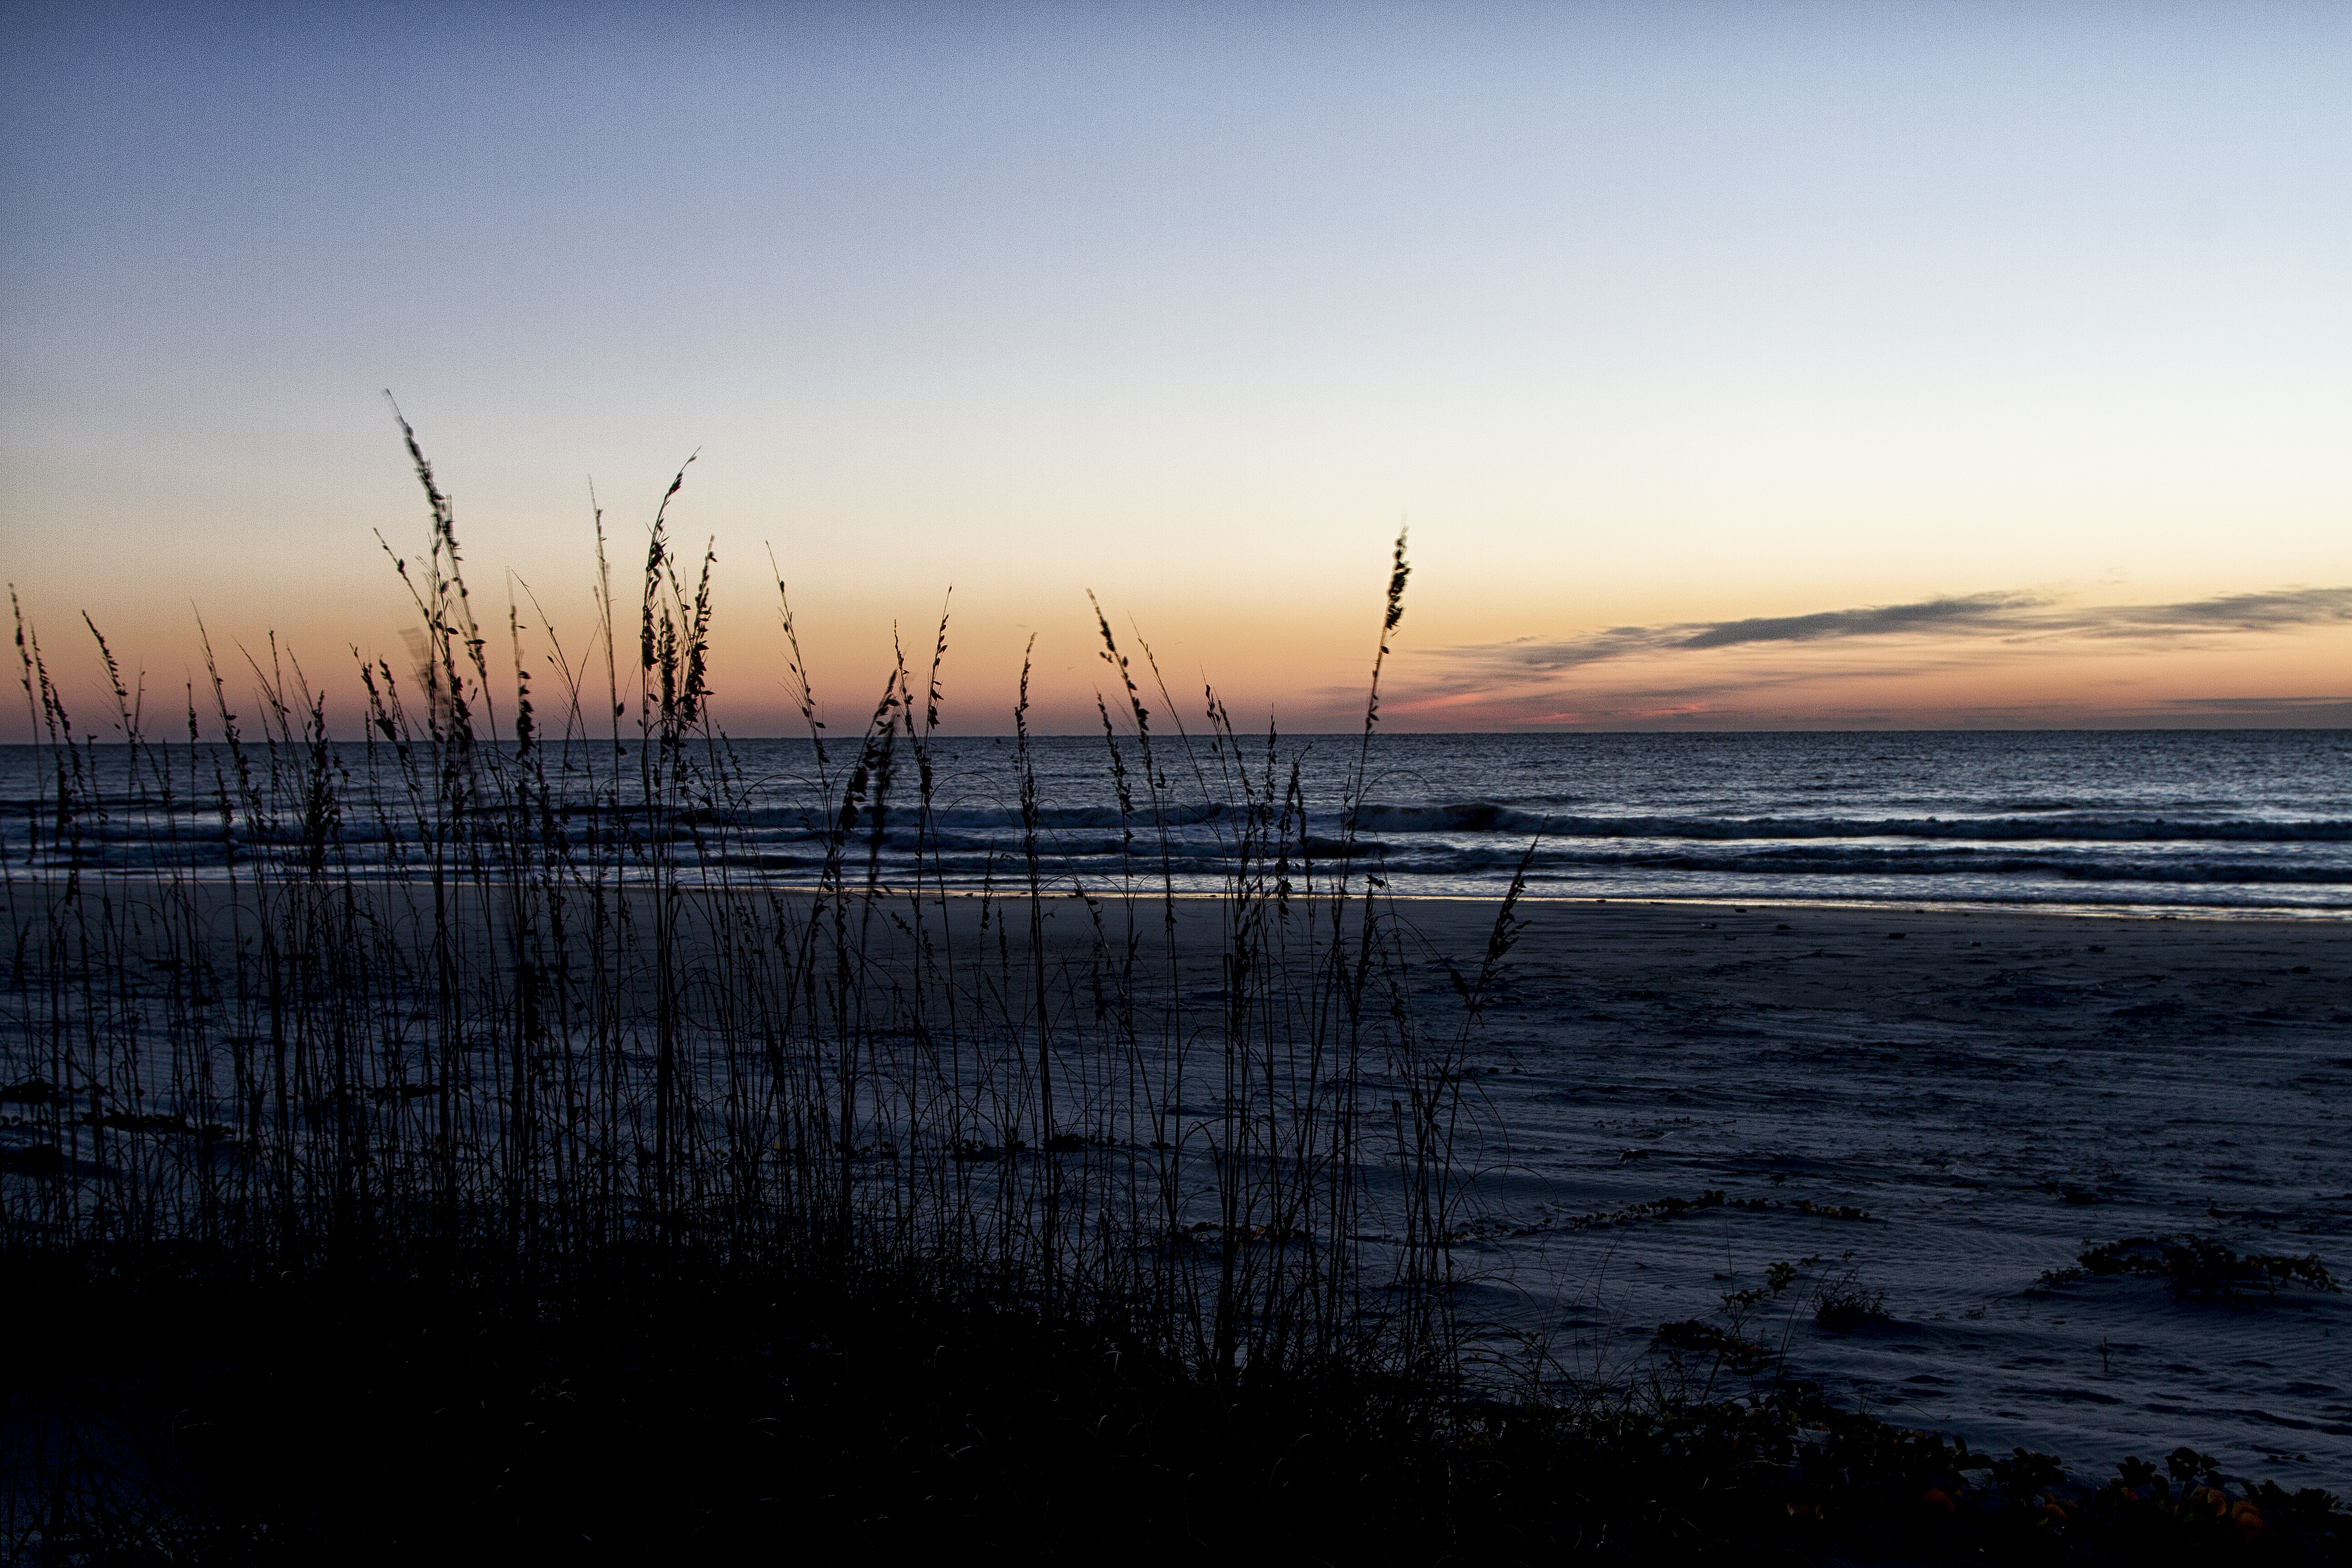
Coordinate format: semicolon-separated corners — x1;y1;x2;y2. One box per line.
7;729;2346;913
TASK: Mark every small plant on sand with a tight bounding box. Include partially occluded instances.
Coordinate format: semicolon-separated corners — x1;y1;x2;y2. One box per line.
1719;1254;1826;1313
1651;1318;1770;1375
1813;1264;1892;1332
1648;1254;1828;1390
2039;1235;2339;1303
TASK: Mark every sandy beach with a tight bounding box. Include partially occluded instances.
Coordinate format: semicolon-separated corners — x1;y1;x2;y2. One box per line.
8;875;2347;1492
1374;897;2352;1488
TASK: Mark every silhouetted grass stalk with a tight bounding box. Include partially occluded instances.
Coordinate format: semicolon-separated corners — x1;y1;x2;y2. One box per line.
1;422;1509;1419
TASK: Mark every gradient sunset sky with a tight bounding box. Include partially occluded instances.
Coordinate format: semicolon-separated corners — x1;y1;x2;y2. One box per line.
4;1;2346;738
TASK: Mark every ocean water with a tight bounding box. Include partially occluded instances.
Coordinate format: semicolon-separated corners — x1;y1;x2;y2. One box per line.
6;730;2346;913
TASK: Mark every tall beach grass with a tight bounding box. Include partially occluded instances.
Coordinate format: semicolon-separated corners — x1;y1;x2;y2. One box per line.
1;425;1537;1548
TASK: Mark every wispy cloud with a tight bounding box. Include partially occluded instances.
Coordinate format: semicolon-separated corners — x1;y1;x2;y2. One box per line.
2154;694;2352;714
1673;591;2049;652
2084;588;2352;638
1430;585;2352;677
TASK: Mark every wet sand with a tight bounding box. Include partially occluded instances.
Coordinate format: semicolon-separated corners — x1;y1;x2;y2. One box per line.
1397;898;2352;1490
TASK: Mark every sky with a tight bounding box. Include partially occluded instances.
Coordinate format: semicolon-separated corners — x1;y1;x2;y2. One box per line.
3;0;2347;739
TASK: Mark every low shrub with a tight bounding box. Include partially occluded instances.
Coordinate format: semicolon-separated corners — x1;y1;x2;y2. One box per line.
1813;1266;1893;1332
1651;1317;1771;1373
2041;1235;2340;1302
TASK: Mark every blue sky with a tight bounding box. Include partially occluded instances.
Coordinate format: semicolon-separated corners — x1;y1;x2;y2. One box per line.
4;1;2347;734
